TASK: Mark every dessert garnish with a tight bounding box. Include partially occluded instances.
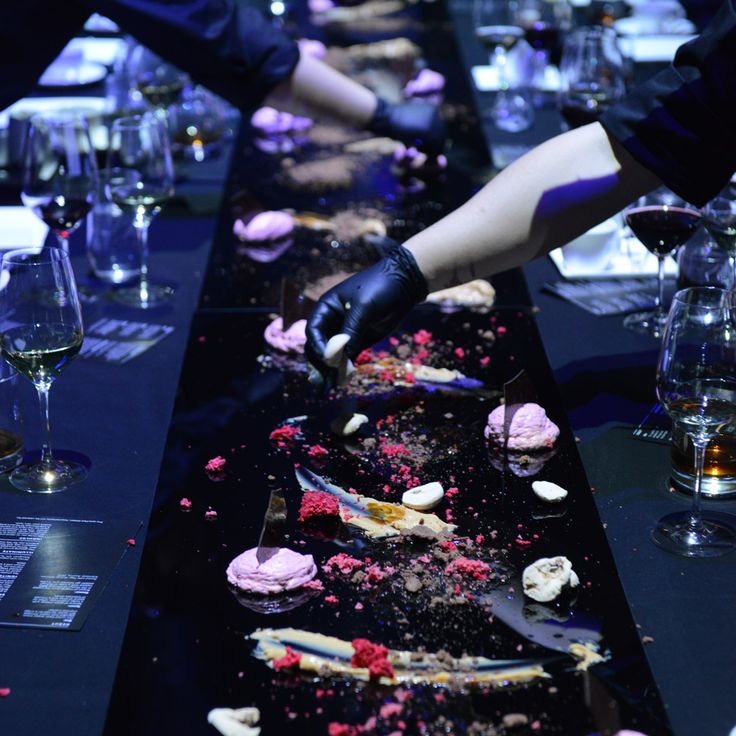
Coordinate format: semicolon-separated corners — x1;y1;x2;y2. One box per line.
207;706;261;736
296;466;456;538
250;628;549;686
330;412;369;436
401;481;444;510
426;279;496;309
485;403;560;451
522;557;579;603
226;547;317;595
531;480;568;503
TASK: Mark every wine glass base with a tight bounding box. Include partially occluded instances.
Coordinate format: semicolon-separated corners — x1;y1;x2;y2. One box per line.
651;510;736;558
623;309;667;338
10;459;87;494
109;284;174;309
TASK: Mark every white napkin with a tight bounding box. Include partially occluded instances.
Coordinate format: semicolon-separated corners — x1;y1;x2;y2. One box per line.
618;34;696;62
0;97;107;129
0;208;49;251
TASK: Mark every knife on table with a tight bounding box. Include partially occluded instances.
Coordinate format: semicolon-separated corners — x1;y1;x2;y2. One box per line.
256;488;288;565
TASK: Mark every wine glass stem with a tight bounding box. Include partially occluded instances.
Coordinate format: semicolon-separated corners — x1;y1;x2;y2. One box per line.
730;254;736;290
35;382;54;468
655;253;666;322
689;435;708;530
494;45;509;88
57;235;70;254
134;223;151;304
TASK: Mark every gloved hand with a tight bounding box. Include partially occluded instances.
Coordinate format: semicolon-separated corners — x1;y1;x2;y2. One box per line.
305;245;429;384
368;98;446;156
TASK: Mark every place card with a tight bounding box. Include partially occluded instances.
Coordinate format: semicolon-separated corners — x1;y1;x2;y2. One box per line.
0;515;140;630
632;403;672;444
80;318;175;364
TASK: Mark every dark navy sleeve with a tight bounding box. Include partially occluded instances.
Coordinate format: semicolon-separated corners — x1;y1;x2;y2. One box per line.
600;0;736;206
87;0;300;110
0;2;90;112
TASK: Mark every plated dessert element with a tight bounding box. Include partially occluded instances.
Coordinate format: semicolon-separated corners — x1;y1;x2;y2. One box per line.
226;547;317;595
531;480;568;503
330;412;369;436
250;106;312;136
484;402;560;451
401;480;444;510
313;0;405;24
522;556;580;603
324;332;356;385
392;144;448;176
251;628;549;686
343;137;402;155
426;279;496;309
282;155;357;191
233;211;294;242
327;37;421;64
568;641;605;671
263;317;307;354
207;707;261;736
296;466;456;538
403;68;446;97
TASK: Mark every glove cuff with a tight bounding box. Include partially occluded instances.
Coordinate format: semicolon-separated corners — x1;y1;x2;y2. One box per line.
367;97;391;136
392;245;429;303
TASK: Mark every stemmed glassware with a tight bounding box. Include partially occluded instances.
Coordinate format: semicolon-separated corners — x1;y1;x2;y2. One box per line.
701;188;736;290
106;114;175;308
129;45;189;121
623;188;701;337
20;113;98;253
654;286;736;556
472;0;534;133
558;26;626;130
0;247;85;493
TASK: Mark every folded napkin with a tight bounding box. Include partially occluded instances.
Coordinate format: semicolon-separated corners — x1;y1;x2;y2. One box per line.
0;207;49;251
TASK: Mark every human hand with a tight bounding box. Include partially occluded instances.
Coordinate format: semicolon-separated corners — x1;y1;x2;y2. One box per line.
305;245;428;384
369;98;446;156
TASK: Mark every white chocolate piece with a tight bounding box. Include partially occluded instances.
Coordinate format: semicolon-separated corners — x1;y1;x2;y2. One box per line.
330;412;369;436
207;707;261;736
402;481;444;511
522;556;580;603
426;279;496;308
323;333;351;366
531;480;568;503
411;365;462;383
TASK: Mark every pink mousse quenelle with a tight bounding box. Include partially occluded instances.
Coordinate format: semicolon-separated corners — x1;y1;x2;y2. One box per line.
226;547;317;595
264;317;307;354
484;402;560;451
233;211;295;242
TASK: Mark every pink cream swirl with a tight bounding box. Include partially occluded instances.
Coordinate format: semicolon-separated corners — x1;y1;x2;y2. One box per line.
264;317;307;354
226;547;317;595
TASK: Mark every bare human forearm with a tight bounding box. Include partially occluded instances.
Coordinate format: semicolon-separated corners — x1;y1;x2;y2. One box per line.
404;122;662;290
278;53;377;126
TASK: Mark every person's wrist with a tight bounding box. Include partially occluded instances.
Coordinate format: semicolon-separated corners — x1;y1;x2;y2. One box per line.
392;244;429;303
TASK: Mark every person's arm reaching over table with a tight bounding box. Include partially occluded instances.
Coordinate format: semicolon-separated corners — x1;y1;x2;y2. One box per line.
306;0;736;379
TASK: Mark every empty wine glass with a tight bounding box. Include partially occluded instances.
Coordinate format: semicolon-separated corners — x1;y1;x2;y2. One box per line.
106;114;175;308
654;286;736;556
472;0;534;133
558;26;626;130
0;247;85;493
21;112;98;253
623;188;701;337
701;188;736;289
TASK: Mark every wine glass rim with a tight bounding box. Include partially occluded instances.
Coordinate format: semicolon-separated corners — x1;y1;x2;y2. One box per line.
1;245;70;266
112;113;161;130
672;285;732;306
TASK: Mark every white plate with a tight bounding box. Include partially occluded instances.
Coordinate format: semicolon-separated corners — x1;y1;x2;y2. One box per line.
471;64;561;92
0;97;108;128
63;37;127;67
617;34;696;62
39;61;108;89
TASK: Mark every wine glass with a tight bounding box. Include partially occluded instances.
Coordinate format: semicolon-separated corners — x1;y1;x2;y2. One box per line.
654;286;736;556
558;26;626;130
106;114;175;308
623;188;701;338
20;112;98;253
472;0;534;133
516;0;571;66
0;247;85;493
129;45;189;121
701;189;736;289
167;85;227;162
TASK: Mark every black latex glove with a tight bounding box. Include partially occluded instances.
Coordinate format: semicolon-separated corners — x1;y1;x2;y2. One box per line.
305;245;429;383
368;98;446;156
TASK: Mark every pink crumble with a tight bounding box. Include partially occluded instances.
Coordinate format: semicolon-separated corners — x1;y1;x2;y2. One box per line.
299;491;340;522
351;638;395;680
307;444;329;458
480;356;490;367
0;688;10;697
445;557;491;581
205;508;218;521
323;553;364;575
413;329;433;345
179;497;192;511
302;579;325;592
454;347;465;360
269;424;301;442
205;455;226;472
273;646;302;672
496;325;507;335
324;595;340;605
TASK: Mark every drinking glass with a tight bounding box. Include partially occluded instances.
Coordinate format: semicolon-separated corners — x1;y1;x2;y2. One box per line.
653;286;736;556
516;0;571;66
623;188;701;337
167;86;227;162
0;247;85;493
472;0;534;133
20;113;98;253
129;45;189;120
558;26;626;130
106;114;175;308
701;189;736;289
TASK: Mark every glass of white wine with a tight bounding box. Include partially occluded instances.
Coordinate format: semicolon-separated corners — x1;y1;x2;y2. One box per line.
654;286;736;556
0;247;85;493
106;114;175;308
